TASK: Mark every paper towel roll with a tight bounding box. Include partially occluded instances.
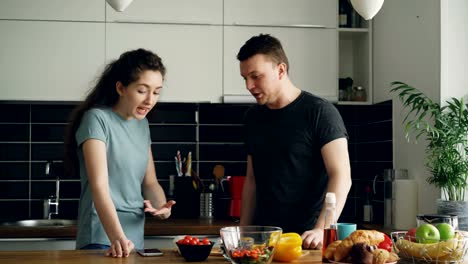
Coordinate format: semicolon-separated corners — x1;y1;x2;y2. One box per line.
393;179;418;230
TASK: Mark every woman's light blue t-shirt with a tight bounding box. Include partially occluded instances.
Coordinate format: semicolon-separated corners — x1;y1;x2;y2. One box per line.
75;108;151;250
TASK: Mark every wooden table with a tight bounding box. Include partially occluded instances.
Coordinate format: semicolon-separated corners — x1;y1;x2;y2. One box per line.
0;249;321;264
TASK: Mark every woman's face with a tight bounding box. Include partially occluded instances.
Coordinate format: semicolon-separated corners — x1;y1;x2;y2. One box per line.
114;70;163;120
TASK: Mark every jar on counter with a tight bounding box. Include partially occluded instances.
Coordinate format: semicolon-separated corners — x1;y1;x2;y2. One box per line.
352;86;367;101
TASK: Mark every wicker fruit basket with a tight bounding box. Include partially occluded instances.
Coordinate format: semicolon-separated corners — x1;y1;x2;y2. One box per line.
391;231;468;264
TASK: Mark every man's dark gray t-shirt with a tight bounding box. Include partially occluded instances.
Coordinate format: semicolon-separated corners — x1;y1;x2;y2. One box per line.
244;91;348;234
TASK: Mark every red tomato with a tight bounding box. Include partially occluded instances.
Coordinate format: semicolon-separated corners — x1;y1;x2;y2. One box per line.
378;233;392;252
184;235;193;240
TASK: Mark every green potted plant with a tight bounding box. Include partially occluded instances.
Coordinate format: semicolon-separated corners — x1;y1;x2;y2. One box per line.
390;81;468;230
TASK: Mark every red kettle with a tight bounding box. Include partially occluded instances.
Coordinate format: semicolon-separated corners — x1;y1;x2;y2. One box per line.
228;176;245;218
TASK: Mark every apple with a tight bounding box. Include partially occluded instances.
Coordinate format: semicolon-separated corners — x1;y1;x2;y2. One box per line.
436;223;455;240
416;223;440;243
405;227;417;242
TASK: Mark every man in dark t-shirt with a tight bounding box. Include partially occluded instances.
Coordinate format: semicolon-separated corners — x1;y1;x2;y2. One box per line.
237;34;352;250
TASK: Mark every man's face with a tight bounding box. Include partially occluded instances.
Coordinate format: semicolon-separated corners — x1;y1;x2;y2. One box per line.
240;54;282;105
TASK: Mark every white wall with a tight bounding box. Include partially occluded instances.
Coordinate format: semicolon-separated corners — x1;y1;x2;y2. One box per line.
373;0;441;214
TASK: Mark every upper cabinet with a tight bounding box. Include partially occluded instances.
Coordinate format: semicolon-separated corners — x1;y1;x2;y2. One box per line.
106;0;222;24
106;23;223;103
0;20;105;101
224;26;338;101
224;0;336;28
0;0;104;21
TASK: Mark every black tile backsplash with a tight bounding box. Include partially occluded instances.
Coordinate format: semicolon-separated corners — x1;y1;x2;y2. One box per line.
31;124;67;142
199;125;244;142
151;143;196;161
0;124;29;141
0;162;29;180
0;100;392;224
0;143;29;160
149;125;197;142
0;182;29;199
0;104;29;123
0;201;29;221
30;105;76;123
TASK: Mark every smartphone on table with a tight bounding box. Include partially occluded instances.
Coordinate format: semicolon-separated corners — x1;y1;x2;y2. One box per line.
137;248;164;257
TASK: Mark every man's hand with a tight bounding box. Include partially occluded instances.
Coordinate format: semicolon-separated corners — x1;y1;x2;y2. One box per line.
105;236;134;258
301;228;323;249
144;200;176;219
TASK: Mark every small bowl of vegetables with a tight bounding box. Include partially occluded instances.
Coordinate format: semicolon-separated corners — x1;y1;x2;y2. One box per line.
220;226;282;264
176;235;214;262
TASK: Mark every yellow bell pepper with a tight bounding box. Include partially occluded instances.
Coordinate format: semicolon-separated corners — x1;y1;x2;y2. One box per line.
273;233;303;262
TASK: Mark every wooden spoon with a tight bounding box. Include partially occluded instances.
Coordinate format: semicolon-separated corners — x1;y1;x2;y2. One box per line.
213;165;225;191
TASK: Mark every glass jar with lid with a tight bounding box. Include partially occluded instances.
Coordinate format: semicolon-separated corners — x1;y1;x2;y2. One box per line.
352;86;367;101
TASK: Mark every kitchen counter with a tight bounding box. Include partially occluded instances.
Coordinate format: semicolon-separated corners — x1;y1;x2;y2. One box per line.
0;218;237;239
0;249;321;264
5;247;467;264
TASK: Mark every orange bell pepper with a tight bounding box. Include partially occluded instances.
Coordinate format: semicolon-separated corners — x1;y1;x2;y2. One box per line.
273;233;303;262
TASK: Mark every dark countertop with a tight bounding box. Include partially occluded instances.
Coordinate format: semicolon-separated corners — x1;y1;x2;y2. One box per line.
0;218;238;239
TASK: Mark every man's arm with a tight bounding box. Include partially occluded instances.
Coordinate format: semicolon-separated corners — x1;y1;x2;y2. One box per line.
240;155;256;225
301;137;352;249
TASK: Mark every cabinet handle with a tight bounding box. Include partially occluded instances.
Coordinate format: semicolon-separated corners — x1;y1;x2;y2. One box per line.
112;20;221;26
231;22;329;29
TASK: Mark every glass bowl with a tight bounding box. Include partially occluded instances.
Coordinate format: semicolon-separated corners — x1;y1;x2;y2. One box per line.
220;226;282;264
391;231;468;264
416;214;459;230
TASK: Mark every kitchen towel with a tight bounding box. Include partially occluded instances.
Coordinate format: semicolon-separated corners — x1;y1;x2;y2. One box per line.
393;179;418;230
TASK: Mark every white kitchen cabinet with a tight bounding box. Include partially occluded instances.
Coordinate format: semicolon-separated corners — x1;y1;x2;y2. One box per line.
224;0;336;28
0;0;104;21
223;26;338;101
106;23;223;103
0;20;105;101
106;0;222;25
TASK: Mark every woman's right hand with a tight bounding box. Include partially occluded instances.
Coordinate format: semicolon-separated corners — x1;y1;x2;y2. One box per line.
105;236;134;258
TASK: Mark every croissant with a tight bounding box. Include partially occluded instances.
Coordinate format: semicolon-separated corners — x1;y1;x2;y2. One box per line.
324;240;342;261
333;230;385;261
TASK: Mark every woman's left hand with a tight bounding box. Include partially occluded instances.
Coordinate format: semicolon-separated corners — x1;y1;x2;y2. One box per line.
144;200;176;219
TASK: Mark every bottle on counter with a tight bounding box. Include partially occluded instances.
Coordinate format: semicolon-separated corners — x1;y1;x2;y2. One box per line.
363;185;373;223
322;192;338;262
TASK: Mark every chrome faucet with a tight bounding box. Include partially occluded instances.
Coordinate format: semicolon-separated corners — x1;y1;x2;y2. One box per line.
43;161;59;219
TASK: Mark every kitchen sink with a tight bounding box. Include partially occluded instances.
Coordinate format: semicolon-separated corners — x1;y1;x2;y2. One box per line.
1;219;77;227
